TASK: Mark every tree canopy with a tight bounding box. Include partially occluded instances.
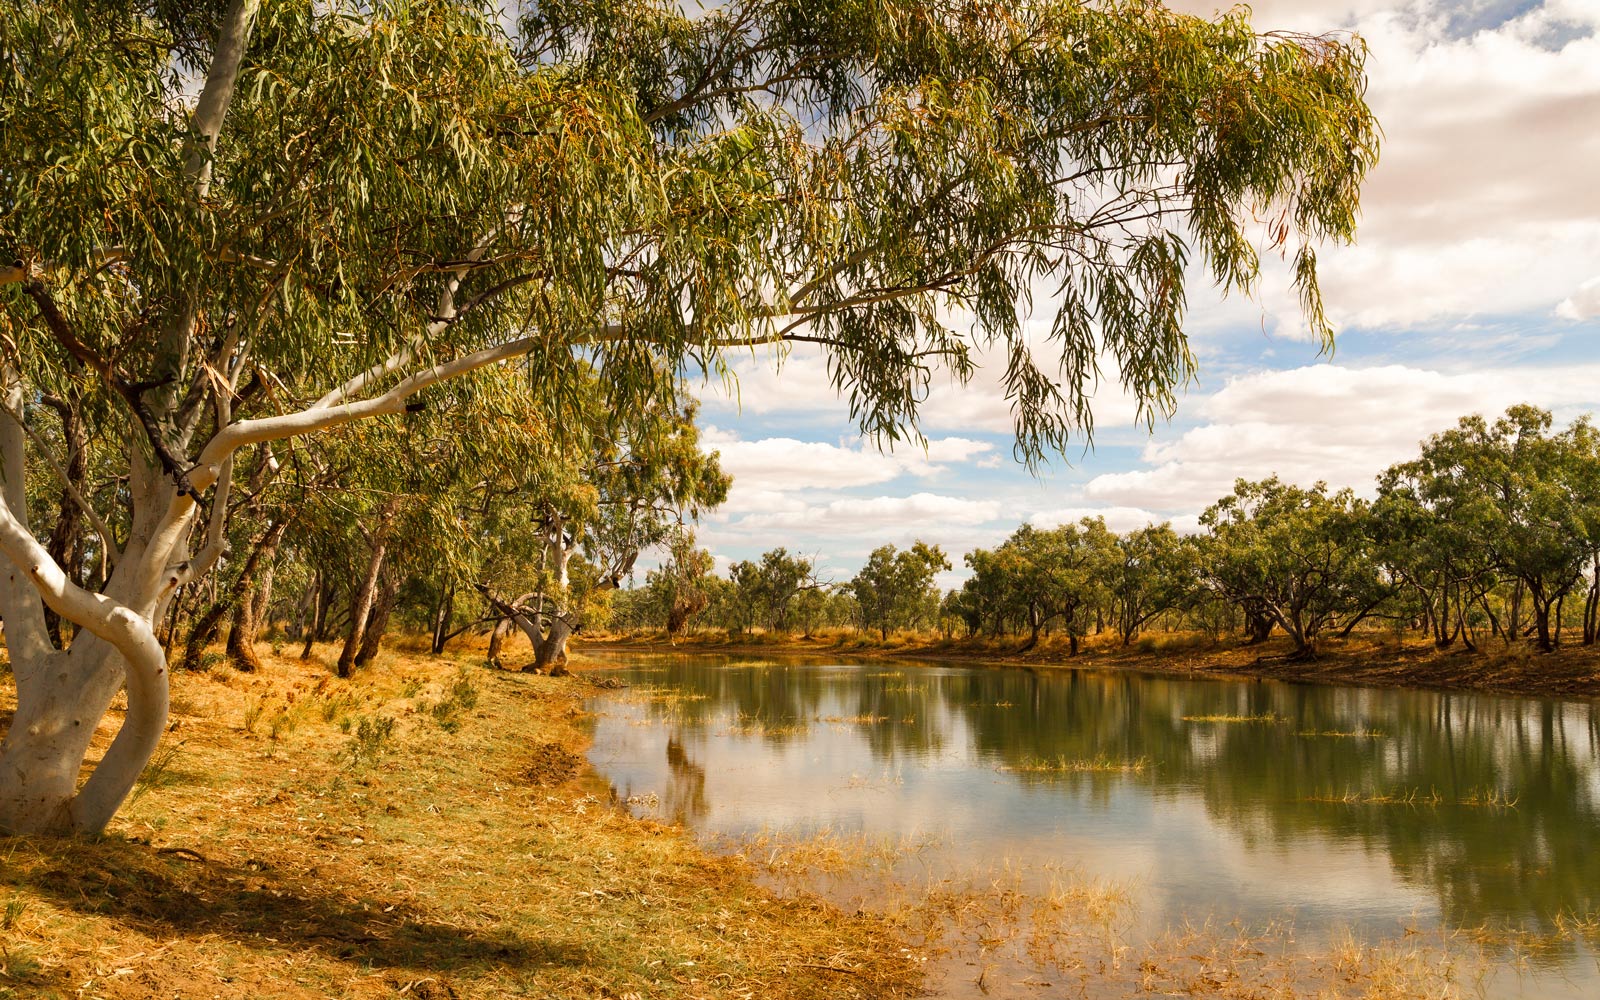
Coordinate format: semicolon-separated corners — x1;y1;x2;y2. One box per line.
0;0;1375;834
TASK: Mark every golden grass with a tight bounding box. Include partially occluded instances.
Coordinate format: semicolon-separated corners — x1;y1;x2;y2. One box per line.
1181;713;1284;724
705;824;1505;1000
0;642;920;1000
1300;786;1521;809
999;755;1152;775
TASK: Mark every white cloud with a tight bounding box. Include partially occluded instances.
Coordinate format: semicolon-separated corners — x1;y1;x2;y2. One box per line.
1171;2;1600;334
1029;505;1180;534
735;493;1002;534
1084;363;1600;511
1558;276;1600;320
702;427;994;504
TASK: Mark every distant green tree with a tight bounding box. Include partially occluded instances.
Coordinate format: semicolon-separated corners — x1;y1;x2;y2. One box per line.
728;548;818;633
1199;478;1389;659
1107;524;1190;646
850;542;951;640
1382;406;1594;652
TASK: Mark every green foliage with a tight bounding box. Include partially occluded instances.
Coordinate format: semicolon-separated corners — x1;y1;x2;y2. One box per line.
1199;477;1388;657
345;715;396;766
0;895;23;931
851;542;950;640
1376;405;1600;651
962;520;1116;650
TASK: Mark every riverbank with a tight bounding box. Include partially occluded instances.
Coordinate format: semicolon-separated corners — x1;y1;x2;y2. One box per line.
0;642;920;999
583;630;1600;700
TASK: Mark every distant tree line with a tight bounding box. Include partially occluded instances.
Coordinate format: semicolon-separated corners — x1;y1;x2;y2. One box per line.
617;405;1600;658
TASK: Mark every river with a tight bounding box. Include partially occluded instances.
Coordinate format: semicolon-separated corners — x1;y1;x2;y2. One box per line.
586;651;1600;998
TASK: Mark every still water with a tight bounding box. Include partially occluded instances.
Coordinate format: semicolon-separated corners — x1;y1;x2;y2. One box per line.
586;653;1600;998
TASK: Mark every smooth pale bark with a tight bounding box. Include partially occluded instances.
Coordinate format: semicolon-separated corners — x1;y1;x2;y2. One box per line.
531;615;572;676
0;376;176;834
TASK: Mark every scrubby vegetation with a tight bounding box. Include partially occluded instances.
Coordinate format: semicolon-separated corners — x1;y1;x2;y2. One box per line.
615;406;1600;667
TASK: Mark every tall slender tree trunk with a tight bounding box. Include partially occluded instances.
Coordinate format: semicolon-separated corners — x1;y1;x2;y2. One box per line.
430;583;454;655
338;538;390;677
300;576;326;659
354;569;401;667
225;520;287;672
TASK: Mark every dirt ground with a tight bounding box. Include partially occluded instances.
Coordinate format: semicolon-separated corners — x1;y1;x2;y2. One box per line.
585;630;1600;700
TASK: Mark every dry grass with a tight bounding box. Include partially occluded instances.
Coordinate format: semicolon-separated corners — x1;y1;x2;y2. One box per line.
1181;713;1285;724
0;642;921;1000
703;824;1507;1000
999;755;1152;775
1301;787;1522;808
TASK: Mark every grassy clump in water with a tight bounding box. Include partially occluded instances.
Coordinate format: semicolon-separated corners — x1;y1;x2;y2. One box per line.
1000;755;1151;775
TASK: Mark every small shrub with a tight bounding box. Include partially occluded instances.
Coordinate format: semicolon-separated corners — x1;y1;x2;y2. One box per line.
2;895;26;930
268;708;296;741
447;666;479;709
128;740;187;806
345;714;395;765
241;696;268;733
197;650;226;673
422;666;481;733
400;675;424;698
338;716;353;734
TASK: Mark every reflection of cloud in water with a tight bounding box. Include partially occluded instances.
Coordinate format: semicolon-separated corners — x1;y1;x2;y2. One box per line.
587;653;1600;998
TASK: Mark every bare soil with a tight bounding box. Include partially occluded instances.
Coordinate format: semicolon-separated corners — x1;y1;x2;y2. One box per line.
584;630;1600;700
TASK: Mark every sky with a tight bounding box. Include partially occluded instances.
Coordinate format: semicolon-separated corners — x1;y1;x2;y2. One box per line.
681;0;1600;589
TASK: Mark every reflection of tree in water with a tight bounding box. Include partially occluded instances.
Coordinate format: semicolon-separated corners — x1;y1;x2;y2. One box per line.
943;668;1600;943
663;734;710;825
617;653;1600;944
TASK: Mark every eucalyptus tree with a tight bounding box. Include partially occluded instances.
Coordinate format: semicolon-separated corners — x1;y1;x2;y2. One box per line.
0;0;1376;835
638;530;718;637
472;384;728;671
728;548;820;633
963;520;1114;652
851;542;951;640
1199;477;1390;659
1392;407;1594;651
1106;523;1189;645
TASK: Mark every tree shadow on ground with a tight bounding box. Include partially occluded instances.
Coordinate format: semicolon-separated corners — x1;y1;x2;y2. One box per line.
1;835;594;974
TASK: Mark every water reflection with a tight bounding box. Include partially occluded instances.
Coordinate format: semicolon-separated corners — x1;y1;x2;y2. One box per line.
588;653;1600;994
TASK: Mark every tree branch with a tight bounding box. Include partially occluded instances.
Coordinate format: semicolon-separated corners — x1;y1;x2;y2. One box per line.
0;397;121;569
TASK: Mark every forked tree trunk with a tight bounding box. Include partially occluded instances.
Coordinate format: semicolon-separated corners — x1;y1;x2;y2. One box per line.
226;520;287;672
0;381;175;835
354;570;401;667
337;499;400;677
300;575;328;659
337;538;389;677
430;583;454;655
532;615;573;676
